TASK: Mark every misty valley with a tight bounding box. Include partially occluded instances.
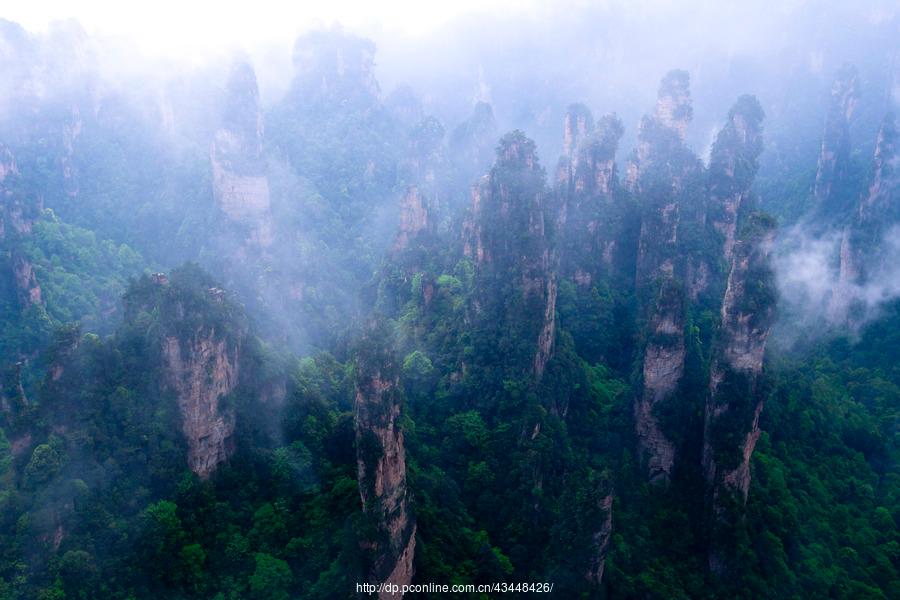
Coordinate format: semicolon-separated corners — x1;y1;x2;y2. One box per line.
0;4;898;599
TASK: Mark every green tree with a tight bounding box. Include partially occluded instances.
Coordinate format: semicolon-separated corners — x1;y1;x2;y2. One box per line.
249;553;292;600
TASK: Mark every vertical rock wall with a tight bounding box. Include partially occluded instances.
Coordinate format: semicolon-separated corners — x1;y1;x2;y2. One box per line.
355;323;415;598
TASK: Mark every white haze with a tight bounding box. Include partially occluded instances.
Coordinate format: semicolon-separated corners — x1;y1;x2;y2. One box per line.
774;224;900;343
2;0;899;348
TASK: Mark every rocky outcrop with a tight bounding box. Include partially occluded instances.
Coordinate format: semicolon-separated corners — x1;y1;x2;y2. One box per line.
61;106;82;198
655;70;693;141
557;107;626;284
1;360;29;413
465;131;557;380
162;331;238;479
702;214;777;504
533;275;558;380
636;281;684;483
626;70;693;191
291;29;380;107
12;254;42;307
1;145;30;237
0;145;17;187
829;113;899;323
355;322;415;597
586;492;614;586
211;61;273;249
137;273;244;479
631;72;705;482
572;115;624;199
708;96;765;263
562;103;594;165
702;213;777;574
393;186;430;253
1;144;43;309
393;114;445;259
813;65;859;214
450;102;498;195
402;116;445;187
857;113;898;225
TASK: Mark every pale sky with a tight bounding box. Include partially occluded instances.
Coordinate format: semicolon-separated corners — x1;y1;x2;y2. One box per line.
3;0;550;56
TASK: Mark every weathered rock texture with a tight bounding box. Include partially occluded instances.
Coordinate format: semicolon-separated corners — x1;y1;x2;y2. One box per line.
450;102;498;198
630;71;705;482
162;331;239;479
829;112;899;323
655;70;693;141
702;214;777;504
211;61;273;248
61;106;82;198
585;492;614;586
557;106;626;283
12;254;42;307
562;103;594;164
708;96;765;263
626;70;693;191
402;115;445;186
465;131;557;380
355;323;415;597
702;213;777;574
636;281;684;483
393;187;431;253
813;65;859;214
136;274;245;479
1;144;44;309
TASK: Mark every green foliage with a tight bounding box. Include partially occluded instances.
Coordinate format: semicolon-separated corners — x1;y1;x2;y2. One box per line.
0;36;895;600
249;553;292;600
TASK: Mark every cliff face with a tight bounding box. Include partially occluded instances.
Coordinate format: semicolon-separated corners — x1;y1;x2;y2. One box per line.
12;255;42;307
626;70;693;191
465;131;557;380
211;61;273;249
557;107;626;284
631;71;705;482
586;492;614;586
636;281;684;483
1;144;43;309
291;29;380;107
131;272;245;479
561;104;594;166
450;102;499;196
392;185;431;253
61;105;82;198
829;113;898;323
813;65;859;216
355;323;415;597
702;214;777;503
401;116;445;188
393;116;444;258
708;96;765;263
162;332;239;479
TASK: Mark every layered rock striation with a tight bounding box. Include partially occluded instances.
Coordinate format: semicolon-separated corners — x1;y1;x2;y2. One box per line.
708;96;765;264
557;105;626;284
211;61;273;249
829;112;899;323
813;64;859;216
1;144;44;309
129;270;246;479
702;214;777;504
355;321;415;597
630;71;705;482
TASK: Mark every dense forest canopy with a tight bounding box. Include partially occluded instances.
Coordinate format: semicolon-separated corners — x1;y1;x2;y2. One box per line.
0;2;898;598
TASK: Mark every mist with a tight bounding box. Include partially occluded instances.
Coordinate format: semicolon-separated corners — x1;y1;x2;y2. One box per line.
2;2;900;597
2;0;898;352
